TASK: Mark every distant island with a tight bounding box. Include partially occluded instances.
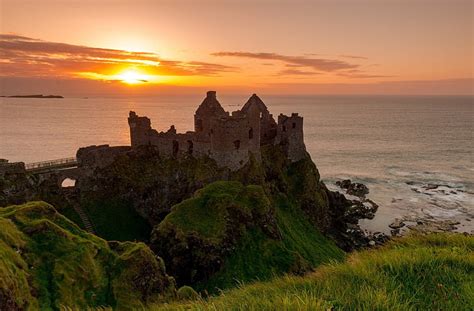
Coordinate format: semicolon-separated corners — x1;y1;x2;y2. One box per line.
0;94;64;98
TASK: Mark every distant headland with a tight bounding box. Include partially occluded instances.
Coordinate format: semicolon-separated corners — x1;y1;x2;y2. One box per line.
0;94;64;98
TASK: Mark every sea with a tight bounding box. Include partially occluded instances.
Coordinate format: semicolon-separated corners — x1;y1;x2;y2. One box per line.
1;95;473;233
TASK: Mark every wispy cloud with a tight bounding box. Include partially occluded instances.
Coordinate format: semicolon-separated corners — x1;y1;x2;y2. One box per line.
338;54;368;60
336;69;393;79
278;69;320;76
212;51;359;72
0;34;236;78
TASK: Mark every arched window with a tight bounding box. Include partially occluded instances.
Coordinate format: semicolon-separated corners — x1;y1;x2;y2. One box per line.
172;140;179;157
249;128;254;139
282;125;286;132
292;122;296;129
187;140;193;155
234;140;241;150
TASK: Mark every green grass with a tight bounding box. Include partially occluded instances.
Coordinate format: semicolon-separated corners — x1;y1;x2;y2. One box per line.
154;233;474;310
0;201;175;310
200;194;344;292
154;181;343;292
160;181;271;242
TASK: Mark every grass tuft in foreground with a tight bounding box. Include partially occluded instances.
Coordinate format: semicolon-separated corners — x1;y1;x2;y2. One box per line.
155;233;474;311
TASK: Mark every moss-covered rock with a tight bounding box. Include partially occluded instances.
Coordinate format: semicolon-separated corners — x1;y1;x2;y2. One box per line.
151;181;279;286
0;201;176;310
151;181;344;292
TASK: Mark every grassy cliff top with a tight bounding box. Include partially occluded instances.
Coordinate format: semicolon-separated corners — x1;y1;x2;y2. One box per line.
155;233;474;310
152;181;344;291
157;181;271;242
0;201;175;310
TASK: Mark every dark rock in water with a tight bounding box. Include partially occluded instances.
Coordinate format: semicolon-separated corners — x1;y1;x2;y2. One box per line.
5;94;63;98
336;179;352;189
389;218;406;229
336;179;369;198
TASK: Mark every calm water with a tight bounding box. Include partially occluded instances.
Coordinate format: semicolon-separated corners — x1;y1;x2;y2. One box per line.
1;95;473;233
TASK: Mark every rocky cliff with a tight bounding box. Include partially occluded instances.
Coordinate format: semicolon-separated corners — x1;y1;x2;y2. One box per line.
0;144;378;296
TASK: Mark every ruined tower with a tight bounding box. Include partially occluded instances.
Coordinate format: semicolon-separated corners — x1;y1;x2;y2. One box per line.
276;113;306;162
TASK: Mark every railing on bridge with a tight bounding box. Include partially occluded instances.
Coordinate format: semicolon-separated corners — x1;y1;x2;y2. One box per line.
25;157;77;171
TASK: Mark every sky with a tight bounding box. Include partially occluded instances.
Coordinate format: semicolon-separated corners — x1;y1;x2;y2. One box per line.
0;0;473;95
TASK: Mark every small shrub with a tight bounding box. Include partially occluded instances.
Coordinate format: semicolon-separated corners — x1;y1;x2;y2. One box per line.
177;286;200;301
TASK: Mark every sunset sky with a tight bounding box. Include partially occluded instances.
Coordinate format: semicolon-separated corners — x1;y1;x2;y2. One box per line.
0;0;472;95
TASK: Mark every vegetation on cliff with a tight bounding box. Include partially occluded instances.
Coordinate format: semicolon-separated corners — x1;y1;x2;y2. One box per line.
155;233;474;310
151;181;344;292
0;201;175;310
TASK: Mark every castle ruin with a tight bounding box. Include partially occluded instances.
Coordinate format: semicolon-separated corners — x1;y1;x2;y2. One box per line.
128;91;306;170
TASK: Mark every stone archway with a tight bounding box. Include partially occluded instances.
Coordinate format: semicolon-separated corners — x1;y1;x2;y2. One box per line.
61;177;76;188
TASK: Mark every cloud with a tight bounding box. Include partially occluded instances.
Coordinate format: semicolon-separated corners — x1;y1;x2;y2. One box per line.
338;54;368;60
212;51;358;72
336;69;393;79
0;34;236;78
278;69;320;76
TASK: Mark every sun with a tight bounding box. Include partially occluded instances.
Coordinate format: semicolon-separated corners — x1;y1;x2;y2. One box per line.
116;69;149;84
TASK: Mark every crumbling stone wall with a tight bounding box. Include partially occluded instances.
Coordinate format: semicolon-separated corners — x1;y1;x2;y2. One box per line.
276;113;306;162
128;91;306;170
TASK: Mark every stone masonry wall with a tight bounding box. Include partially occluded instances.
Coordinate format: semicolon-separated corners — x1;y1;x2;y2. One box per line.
128;92;306;170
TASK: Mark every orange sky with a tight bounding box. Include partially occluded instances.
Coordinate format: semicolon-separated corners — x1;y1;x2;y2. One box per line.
0;0;473;95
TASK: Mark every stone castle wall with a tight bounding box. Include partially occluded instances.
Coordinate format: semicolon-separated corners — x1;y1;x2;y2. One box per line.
276;113;306;162
128;91;307;170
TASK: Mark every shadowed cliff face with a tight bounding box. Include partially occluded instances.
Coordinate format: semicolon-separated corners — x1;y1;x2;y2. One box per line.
74;145;334;230
1;144;374;249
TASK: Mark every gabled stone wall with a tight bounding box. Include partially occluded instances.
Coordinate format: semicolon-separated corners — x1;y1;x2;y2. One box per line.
128;91;306;170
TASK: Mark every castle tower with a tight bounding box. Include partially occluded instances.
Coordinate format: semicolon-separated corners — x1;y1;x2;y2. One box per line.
194;91;227;143
128;111;152;147
276;113;306;162
241;94;277;145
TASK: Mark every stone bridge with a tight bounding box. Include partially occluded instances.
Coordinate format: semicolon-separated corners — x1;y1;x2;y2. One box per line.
26;157;81;188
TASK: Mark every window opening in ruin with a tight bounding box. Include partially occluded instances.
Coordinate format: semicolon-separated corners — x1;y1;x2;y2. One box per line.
196;119;203;132
292;122;296;129
283;125;286;132
249;128;254;139
234;140;241;150
61;178;76;188
187;140;193;155
172;140;179;157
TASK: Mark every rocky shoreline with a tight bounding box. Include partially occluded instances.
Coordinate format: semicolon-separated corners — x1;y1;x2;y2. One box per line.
333;178;473;243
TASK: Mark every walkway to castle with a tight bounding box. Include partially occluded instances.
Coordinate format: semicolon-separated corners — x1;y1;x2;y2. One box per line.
25;157;78;173
25;157;95;234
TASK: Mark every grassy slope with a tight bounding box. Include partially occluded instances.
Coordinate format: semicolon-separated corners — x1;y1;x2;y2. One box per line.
201;194;344;292
156;233;474;310
0;201;174;310
155;181;344;292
